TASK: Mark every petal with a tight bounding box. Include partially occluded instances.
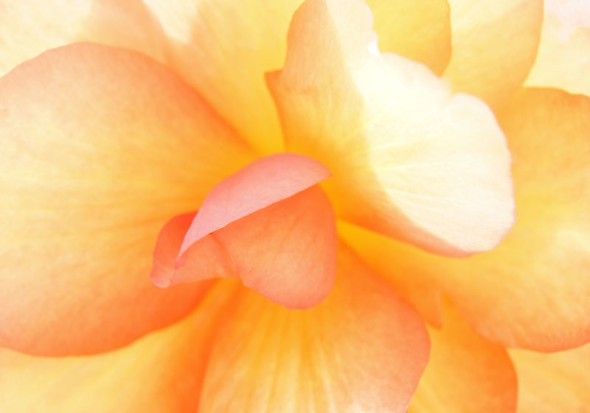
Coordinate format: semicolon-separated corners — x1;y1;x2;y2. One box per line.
198;244;430;413
178;154;330;257
443;0;543;108
525;0;590;96
365;0;451;74
339;221;443;327
345;88;590;351
267;0;515;256
142;0;306;155
408;301;517;413
151;154;337;309
0;282;238;412
0;0;168;76
0;43;254;356
510;343;590;413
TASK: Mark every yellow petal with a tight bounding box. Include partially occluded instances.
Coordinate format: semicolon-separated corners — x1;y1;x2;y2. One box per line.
0;0;168;76
198;245;430;413
443;0;543;107
510;343;590;413
525;0;590;96
0;43;254;356
142;0;305;155
342;87;590;352
409;301;517;413
0;282;238;413
268;0;514;256
365;0;451;74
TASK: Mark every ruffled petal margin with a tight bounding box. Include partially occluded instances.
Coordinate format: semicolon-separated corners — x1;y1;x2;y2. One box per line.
344;87;590;352
267;0;514;257
0;43;254;356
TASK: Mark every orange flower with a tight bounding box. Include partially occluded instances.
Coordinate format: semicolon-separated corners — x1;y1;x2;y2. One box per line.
0;0;588;412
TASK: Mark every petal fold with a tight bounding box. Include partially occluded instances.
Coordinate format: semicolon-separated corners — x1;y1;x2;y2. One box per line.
409;301;517;413
0;43;254;356
198;244;430;413
267;0;515;256
151;154;337;309
443;0;543;107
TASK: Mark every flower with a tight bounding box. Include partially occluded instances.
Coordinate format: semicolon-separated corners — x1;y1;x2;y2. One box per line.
0;0;588;412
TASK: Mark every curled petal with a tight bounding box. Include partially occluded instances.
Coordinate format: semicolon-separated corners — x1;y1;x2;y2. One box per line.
151;154;337;309
0;43;254;356
268;0;514;256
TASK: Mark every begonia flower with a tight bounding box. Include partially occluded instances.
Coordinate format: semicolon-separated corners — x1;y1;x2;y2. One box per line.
0;0;588;412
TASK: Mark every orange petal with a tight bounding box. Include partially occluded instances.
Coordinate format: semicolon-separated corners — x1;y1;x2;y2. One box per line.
443;0;543;108
365;0;451;74
339;221;443;327
525;0;590;96
350;88;590;351
0;282;239;412
151;154;337;309
267;0;514;256
409;301;517;413
510;343;590;413
177;154;330;257
0;43;254;356
142;0;306;154
198;244;430;412
0;0;168;76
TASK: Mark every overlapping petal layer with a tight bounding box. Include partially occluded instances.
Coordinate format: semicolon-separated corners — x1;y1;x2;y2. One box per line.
0;0;168;76
151;154;338;309
0;43;254;356
409;301;517;413
525;0;590;96
142;0;305;154
345;88;590;351
338;222;442;327
510;344;590;412
443;0;543;107
198;245;429;413
364;0;451;74
0;282;239;413
267;0;514;256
